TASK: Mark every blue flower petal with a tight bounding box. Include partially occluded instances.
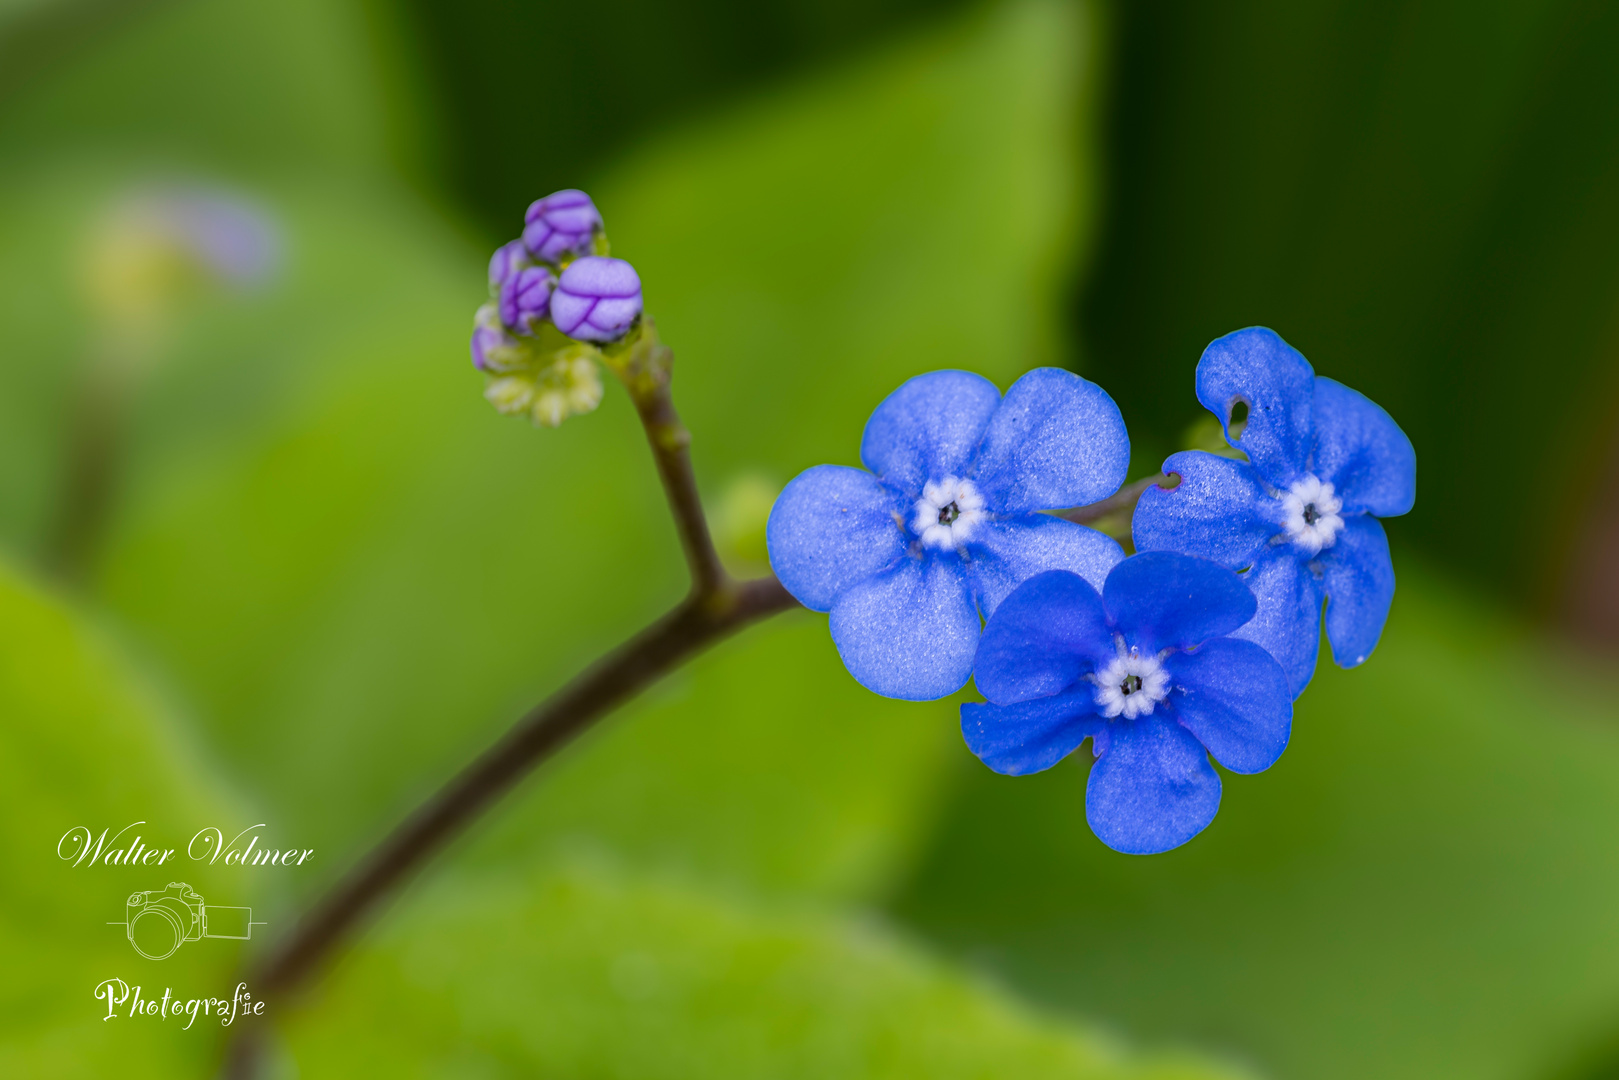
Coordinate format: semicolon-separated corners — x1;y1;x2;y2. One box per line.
1320;515;1395;669
1164;638;1292;774
1086;716;1221;855
829;556;979;701
1230;550;1323;697
965;514;1123;618
972;367;1130;513
1132;451;1278;567
973;569;1113;705
1310;377;1416;518
860;370;1002;496
961;690;1103;775
766;465;907;612
1101;551;1258;654
1196;327;1315;488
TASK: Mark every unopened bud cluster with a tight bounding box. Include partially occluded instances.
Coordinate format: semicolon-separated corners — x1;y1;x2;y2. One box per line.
469;189;643;426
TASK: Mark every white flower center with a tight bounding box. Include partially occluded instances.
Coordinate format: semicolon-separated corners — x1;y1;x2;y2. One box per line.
1279;474;1344;555
911;476;986;550
1093;643;1170;720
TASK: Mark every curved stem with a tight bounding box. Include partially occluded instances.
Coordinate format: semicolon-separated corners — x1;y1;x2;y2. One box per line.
607;319;727;595
221;325;799;1078
248;577;793;999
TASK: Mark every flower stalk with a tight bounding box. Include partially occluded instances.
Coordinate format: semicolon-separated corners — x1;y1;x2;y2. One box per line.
221;328;796;1079
604;319;729;597
46;348;134;581
1056;472;1172;540
219;177;1416;1072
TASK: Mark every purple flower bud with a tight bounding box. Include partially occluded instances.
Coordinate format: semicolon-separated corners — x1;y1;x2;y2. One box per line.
471;303;521;371
498;265;556;334
549;256;643;343
522;189;603;264
488;239;529;293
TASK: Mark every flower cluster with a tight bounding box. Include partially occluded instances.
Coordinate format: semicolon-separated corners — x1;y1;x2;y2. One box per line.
470;190;643;426
461;205;1414;857
765;327;1412;854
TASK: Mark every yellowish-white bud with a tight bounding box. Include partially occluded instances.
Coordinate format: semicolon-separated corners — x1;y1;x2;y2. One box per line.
529;350;604;428
484;375;537;415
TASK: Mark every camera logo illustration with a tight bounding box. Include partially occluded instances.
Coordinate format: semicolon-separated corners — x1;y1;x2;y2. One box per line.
111;882;266;960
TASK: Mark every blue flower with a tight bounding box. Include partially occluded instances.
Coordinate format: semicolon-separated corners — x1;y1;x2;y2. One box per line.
962;553;1292;854
766;368;1130;701
1132;327;1416;696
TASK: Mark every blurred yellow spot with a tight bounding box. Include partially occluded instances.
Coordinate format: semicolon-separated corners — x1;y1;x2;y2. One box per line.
83;220;203;326
81;188;276;332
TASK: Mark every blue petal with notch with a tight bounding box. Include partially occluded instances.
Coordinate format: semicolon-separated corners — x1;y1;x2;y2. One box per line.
1196;327;1315;488
1132;451;1278;567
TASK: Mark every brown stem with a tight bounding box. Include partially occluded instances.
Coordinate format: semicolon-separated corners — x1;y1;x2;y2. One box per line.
47;334;153;582
1057;473;1172;534
46;368;124;582
249;577;793;998
222;321;798;1078
606;318;727;595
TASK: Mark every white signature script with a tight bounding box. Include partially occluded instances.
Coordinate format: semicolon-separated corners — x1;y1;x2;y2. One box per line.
59;823;313;868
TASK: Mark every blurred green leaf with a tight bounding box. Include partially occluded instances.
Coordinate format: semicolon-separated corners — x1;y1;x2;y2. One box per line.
400;0;974;233
284;855;1248;1080
45;0;1101;905
595;0;1097;480
0;555;242;1075
0;2;1235;1076
459;611;955;900
893;565;1619;1079
1080;1;1619;607
0;0;409;174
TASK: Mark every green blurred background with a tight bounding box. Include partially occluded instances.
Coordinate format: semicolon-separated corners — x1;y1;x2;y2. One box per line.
2;0;1618;1077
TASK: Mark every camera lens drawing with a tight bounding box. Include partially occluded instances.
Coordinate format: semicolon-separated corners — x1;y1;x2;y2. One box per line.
110;882;266;960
